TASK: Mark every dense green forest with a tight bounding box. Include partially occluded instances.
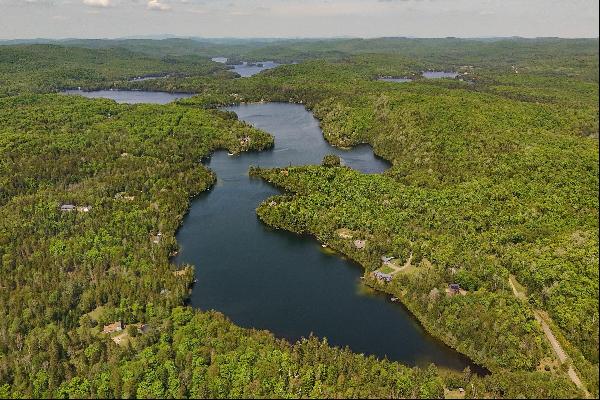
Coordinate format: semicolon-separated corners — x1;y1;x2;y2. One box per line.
0;38;597;398
4;36;597;69
0;44;234;97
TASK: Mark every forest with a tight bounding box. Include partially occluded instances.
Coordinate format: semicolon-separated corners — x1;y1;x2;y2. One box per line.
0;38;598;398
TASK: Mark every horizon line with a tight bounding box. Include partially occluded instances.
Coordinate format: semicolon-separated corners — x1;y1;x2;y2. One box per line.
1;35;599;42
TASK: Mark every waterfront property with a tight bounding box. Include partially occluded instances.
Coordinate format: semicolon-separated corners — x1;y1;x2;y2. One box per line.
373;271;393;283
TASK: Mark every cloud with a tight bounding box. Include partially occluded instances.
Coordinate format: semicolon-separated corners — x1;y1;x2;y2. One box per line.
8;0;58;5
147;0;171;11
83;0;112;7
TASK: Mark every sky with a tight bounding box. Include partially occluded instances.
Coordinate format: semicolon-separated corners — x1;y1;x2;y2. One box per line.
0;0;598;40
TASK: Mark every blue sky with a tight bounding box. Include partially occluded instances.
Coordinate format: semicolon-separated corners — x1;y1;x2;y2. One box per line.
0;0;598;39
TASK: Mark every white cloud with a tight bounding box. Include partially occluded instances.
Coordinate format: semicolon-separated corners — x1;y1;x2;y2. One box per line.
83;0;112;7
147;0;170;11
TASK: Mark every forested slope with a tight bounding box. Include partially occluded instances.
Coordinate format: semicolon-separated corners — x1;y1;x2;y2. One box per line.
0;44;232;97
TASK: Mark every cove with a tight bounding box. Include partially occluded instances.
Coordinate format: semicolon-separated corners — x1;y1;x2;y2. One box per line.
64;90;484;373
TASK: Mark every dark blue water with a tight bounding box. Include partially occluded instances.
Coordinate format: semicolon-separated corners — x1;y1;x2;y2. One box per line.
63;90;483;372
175;102;481;371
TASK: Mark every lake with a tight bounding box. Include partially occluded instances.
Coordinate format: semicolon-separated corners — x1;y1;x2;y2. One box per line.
422;71;458;79
378;71;459;83
211;57;281;77
63;89;194;104
64;89;485;373
177;102;483;372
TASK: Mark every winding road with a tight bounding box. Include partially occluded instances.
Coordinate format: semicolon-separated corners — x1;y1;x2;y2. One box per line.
508;275;588;396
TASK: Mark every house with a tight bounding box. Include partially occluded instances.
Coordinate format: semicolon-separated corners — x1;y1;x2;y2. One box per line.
373;271;393;283
353;239;366;249
151;231;162;244
381;255;395;264
60;204;76;212
449;283;460;294
76;206;91;212
103;321;123;334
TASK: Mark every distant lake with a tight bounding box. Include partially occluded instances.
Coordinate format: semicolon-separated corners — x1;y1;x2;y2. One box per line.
62;89;194;104
422;71;459;79
212;57;281;77
378;71;458;83
230;61;281;77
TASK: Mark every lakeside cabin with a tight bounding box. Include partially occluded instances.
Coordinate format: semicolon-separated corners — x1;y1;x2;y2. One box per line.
151;231;163;244
102;321;123;334
381;255;395;264
353;239;366;249
373;271;393;283
173;268;188;277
